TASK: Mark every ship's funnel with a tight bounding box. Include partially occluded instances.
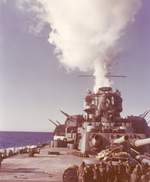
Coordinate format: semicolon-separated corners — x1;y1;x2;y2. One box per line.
134;138;150;147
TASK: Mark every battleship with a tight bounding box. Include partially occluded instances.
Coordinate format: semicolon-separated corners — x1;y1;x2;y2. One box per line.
51;86;150;154
0;87;150;182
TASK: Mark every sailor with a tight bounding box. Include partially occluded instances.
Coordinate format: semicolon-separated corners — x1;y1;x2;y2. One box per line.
0;155;3;167
115;163;121;182
145;171;150;181
99;163;107;182
104;163;111;182
92;164;99;182
140;175;148;182
119;161;126;182
125;162;132;182
78;161;86;182
87;165;94;182
107;161;115;182
130;168;140;182
135;164;143;177
83;166;92;182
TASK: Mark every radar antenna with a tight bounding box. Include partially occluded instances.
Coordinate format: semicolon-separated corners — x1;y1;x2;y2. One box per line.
79;73;127;78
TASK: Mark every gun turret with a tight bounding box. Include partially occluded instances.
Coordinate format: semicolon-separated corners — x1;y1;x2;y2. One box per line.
139;109;150;118
113;135;150;147
56;120;61;125
113;135;129;144
60;110;77;122
133;138;150;147
60;110;70;118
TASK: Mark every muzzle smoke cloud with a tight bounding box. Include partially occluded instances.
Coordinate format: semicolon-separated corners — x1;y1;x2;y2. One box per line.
18;0;141;91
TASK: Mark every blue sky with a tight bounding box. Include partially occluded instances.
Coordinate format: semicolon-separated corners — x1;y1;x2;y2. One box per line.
0;0;150;131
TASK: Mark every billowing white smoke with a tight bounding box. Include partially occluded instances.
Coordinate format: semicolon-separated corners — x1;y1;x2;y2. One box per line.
19;0;141;91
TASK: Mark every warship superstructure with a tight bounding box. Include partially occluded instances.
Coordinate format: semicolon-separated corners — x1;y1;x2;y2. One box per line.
52;87;150;156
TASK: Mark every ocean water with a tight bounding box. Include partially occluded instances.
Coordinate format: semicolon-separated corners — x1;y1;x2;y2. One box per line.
0;131;53;149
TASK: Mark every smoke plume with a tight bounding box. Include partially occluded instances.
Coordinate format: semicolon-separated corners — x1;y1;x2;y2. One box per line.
19;0;142;91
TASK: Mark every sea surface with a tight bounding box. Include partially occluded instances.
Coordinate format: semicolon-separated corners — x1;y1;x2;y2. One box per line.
0;131;53;149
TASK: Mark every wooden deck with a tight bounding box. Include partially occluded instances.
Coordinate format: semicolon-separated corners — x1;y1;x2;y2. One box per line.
0;146;82;182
